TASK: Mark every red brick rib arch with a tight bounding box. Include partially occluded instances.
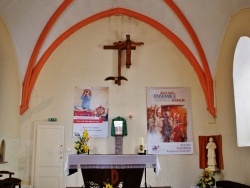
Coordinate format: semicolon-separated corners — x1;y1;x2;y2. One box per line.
20;4;215;117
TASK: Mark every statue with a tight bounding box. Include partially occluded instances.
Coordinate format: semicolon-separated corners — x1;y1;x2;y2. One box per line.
206;137;219;171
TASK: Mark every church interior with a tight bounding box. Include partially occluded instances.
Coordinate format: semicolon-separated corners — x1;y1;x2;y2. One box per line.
1;0;250;187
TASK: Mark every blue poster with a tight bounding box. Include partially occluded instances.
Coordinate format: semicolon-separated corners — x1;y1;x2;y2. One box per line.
73;87;109;138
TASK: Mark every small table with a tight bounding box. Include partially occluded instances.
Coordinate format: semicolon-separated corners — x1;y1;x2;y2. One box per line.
65;154;160;188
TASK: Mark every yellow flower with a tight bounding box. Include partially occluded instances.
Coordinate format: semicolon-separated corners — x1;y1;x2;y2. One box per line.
197;169;215;188
83;145;89;153
83;130;89;139
74;143;79;149
105;183;113;188
74;130;90;154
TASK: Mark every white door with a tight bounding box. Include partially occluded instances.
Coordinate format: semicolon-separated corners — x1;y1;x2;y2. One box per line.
34;122;65;188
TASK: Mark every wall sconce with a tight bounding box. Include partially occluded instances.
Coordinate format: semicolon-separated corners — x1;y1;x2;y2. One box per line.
128;113;133;119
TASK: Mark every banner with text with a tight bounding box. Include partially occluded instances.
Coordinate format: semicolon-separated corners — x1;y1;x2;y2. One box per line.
146;87;193;154
73;87;109;138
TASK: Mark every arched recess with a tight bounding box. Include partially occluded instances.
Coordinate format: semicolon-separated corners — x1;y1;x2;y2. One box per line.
216;8;250;145
20;4;215;117
225;8;250;147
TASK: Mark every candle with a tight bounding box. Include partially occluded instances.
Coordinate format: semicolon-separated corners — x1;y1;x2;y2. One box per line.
138;137;144;153
140;137;144;145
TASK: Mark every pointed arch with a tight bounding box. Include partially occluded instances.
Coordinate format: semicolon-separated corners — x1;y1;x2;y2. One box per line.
20;0;74;114
20;5;215;117
165;0;215;116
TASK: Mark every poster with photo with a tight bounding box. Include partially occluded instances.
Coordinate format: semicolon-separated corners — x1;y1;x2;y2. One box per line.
73;87;109;138
146;87;193;154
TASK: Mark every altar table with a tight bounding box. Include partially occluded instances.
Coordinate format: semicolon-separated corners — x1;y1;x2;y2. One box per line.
65;154;160;188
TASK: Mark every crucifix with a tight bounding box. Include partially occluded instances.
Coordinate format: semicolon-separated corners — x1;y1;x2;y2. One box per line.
104;34;144;85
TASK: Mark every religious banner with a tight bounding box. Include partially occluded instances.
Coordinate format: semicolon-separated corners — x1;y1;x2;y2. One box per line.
146;87;193;154
73;87;109;138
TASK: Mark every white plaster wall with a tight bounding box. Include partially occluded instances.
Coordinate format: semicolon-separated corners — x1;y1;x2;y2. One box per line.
0;16;21;182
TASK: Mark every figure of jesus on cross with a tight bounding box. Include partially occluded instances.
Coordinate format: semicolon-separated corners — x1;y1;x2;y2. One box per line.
113;34;144;68
104;35;144;85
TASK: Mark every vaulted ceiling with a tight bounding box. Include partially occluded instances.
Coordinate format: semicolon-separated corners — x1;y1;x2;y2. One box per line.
1;0;250;116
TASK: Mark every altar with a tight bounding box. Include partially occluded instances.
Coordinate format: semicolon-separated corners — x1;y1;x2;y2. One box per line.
65;154;160;188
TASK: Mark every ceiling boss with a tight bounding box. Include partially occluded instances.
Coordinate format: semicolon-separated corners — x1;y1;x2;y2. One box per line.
104;34;144;85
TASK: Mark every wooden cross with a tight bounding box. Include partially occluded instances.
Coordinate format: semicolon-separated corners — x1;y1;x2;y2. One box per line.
104;34;144;85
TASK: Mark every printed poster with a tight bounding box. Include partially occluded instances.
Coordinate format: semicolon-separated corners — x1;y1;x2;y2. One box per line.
146;87;193;154
73;87;109;138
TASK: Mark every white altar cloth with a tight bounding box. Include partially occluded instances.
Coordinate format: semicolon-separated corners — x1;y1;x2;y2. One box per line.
65;154;160;175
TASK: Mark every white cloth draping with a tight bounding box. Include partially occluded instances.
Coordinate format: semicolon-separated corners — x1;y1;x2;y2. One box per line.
64;154;160;175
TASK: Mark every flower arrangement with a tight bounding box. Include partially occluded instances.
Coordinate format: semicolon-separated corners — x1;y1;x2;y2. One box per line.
103;183;113;188
74;130;90;154
196;168;215;188
103;181;123;188
87;180;123;188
